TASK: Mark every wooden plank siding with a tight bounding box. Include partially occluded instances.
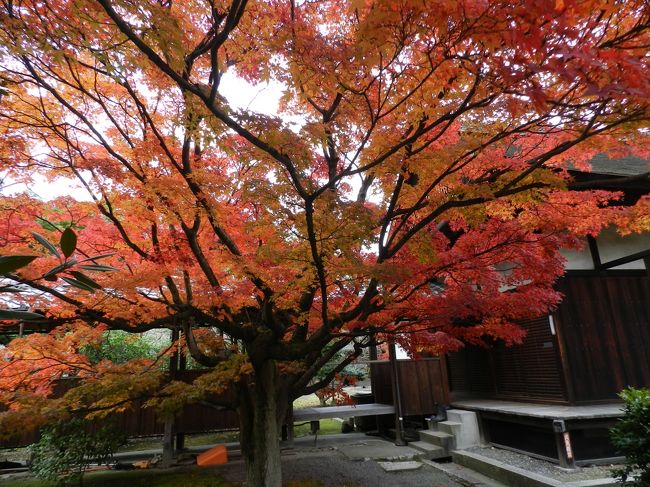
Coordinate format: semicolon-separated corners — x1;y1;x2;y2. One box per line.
491;316;567;402
554;275;650;403
447;346;494;398
446;273;650;404
448;318;567;403
370;358;449;415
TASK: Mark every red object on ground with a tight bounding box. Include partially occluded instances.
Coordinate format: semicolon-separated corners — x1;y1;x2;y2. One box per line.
197;444;228;466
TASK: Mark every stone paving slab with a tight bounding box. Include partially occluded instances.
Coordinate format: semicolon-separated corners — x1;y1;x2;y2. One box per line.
336;439;423;461
377;460;423;472
422;459;508;487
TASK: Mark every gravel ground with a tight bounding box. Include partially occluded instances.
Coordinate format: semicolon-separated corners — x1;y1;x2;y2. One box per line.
214;452;464;487
466;446;621;482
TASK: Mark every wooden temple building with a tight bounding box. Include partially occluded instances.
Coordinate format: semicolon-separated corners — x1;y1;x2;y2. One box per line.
444;155;650;465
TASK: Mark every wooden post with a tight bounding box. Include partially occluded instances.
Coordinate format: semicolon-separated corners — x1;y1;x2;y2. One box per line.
389;339;406;446
283;402;295;447
161;418;175;468
175;331;186;452
161;329;179;467
369;332;378;361
587;235;602;270
553;420;577;469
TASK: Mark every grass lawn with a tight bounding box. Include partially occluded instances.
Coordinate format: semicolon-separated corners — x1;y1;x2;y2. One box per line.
293;419;343;437
117;418;343;453
114;394;334;453
118;430;241;453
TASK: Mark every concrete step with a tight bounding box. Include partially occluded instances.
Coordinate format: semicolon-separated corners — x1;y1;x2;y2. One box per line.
408;441;449;460
446;409;478;423
445;409;482;449
438;420;463;436
422;459;509;487
452;450;562;487
451;450;621;487
418;429;455;449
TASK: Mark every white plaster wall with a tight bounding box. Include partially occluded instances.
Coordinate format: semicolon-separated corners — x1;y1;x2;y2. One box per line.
561;246;594;270
596;227;649;270
562;227;648;270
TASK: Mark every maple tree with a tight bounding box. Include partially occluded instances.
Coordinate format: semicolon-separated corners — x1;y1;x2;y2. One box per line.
1;1;650;485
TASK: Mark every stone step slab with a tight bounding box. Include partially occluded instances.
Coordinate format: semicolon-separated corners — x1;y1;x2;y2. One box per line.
438;420;463;436
408;441;449;460
377;460;423;472
418;429;455;449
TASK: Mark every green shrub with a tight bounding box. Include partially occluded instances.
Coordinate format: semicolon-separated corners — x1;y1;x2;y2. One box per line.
81;330;159;365
30;417;126;486
610;387;650;486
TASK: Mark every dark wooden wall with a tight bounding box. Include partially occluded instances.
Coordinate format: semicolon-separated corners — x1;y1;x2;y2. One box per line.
370;358;449;415
446;273;650;405
447;317;567;403
447;346;493;398
555;274;650;403
0;401;240;449
491;316;567;402
0;371;239;448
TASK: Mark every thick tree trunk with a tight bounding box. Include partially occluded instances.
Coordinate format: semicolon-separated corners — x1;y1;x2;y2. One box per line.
238;360;286;487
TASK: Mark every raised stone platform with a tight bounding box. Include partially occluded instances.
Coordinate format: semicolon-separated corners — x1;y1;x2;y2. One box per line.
293;403;395;421
450;400;624;468
451;400;623;420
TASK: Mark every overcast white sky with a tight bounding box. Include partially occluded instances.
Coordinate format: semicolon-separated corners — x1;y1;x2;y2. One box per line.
4;72;286;201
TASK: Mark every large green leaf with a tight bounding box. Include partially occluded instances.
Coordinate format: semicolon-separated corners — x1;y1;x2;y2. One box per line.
0;309;44;320
32;232;61;258
43;259;77;279
60;276;96;292
60;227;77;258
79;252;115;263
78;264;117;272
68;271;102;290
0;255;38;274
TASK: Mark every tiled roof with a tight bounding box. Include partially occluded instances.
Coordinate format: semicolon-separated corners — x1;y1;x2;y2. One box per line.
586;154;649;176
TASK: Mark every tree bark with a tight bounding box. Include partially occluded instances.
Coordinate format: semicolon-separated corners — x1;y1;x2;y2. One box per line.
238;359;285;487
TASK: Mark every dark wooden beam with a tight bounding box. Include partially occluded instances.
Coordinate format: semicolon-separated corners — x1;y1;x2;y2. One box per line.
586;235;602;270
600;249;650;270
565;269;647;277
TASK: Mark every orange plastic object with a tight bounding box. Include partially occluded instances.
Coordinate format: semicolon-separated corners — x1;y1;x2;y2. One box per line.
197;444;228;466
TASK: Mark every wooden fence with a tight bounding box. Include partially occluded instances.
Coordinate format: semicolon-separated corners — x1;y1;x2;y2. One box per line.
0;370;239;448
2;359;450;448
370;358;449;416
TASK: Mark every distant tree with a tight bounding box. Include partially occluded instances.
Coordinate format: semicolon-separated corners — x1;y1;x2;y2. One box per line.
311;344;366;406
81;331;160;365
